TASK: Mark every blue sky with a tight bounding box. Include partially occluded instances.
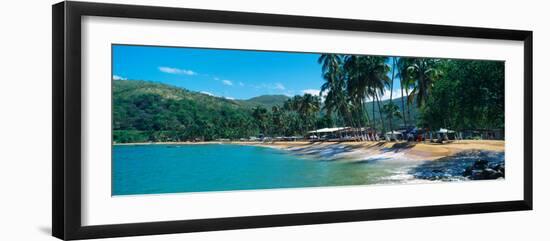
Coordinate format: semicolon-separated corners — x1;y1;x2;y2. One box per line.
112;45;402;100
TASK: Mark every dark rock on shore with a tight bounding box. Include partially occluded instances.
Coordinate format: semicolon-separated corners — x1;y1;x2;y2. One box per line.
410;151;504;181
464;159;505;180
491;164;505;178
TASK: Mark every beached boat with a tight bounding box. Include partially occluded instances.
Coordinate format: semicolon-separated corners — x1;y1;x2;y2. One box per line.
434;128;456;143
385;131;403;141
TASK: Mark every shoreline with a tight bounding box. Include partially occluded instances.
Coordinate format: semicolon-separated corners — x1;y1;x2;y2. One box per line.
114;140;505;162
249;140;504;161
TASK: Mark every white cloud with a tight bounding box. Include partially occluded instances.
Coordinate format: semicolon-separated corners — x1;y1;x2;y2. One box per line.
158;66;196;75
253;82;289;95
274;83;285;90
112;75;126;80
222;79;233;86
379;88;410;101
254;83;285;90
200;91;217;97
200;91;234;100
302;89;323;96
301;89;327;101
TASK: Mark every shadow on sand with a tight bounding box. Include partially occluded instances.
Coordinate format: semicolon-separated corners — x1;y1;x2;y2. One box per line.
286;141;415;162
379;142;417;153
286;142;354;158
287;142;367;159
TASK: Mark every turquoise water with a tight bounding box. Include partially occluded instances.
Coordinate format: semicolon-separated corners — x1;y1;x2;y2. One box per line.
112;144;403;195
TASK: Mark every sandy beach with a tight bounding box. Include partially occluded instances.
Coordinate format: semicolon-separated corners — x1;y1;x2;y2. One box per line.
240;140;504;162
115;140;504;162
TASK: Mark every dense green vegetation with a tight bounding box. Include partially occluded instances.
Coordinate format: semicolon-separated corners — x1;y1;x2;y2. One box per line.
113;80;326;142
418;60;504;130
316;55;504;139
113;80;259;143
113;55;504;143
243;95;290;109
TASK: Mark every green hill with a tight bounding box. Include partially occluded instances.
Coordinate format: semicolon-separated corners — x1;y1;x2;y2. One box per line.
240;95;290;109
112;80;289;143
364;96;420;129
114;79;287;110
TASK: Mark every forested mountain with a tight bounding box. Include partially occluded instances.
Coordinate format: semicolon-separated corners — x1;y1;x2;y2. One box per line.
113;80;290;143
240;95;289;109
364;96;419;129
114;79;241;108
114;80;246;143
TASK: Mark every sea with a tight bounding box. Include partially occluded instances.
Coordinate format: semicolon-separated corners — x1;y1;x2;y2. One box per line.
112;144;504;195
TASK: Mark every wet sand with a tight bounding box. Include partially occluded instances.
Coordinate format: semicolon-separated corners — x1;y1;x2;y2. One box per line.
240;140;504;162
115;140;504;162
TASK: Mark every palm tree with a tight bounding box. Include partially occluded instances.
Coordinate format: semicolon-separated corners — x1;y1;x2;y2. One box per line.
252;106;269;136
286;95;302;111
344;55;368;139
283;96;301;134
396;57;414;127
371;57;391;134
298;94;321;133
387;57;397;131
344;55;390;140
382;102;402;132
407;58;443;108
375;93;386;133
283;95;321;135
271;105;285;136
318;54;350;129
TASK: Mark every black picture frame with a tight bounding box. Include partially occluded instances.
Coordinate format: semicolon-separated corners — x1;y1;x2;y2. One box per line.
52;1;533;240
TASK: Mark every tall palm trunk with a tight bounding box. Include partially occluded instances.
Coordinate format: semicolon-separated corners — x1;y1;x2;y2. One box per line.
356;114;362;141
405;87;411;125
398;58;411;128
362;102;370;141
350;108;359;139
372;98;376;133
389;58;396;132
336;115;343;138
401;82;407;127
375;94;386;133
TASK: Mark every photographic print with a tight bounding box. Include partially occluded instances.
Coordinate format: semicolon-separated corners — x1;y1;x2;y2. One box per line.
111;44;505;196
53;3;532;239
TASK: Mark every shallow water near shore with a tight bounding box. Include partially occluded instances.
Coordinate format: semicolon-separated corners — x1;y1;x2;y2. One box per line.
112;144;504;195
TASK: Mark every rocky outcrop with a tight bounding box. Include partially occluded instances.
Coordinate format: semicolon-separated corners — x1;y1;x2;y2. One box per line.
463;159;505;180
